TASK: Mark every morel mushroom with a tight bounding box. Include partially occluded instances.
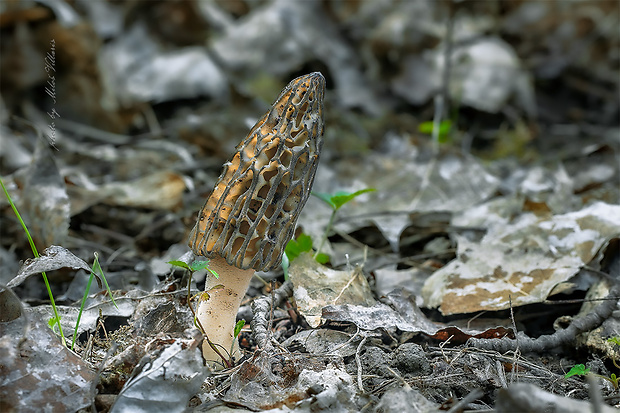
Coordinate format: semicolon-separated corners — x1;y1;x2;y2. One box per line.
188;72;325;367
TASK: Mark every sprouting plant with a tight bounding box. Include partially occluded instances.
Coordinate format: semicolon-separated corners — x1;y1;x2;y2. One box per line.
418;119;453;144
232;319;245;360
565;360;619;390
168;259;238;368
1;177;66;345
2;178;117;351
282;233;328;279
71;252;118;350
311;188;376;258
282;188;376;276
564;364;590;379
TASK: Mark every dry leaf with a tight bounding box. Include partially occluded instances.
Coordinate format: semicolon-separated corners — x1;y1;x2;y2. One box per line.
289;252;376;328
422;202;620;315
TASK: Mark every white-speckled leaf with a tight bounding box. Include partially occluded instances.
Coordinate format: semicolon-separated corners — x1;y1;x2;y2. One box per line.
422;202;620;315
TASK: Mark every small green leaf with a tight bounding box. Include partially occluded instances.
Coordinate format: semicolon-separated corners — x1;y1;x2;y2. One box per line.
312;192;337;209
234;320;245;338
315;253;330;264
418;120;452;143
313;188;376;211
285;233;313;262
93;253;117;310
48;316;60;329
190;260;212;272
167;260;190;271
168;259;218;277
565;364;590;379
607;336;620;347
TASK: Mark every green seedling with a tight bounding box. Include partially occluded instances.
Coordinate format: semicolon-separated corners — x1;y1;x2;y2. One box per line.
231;319;246;359
283;188;375;274
283;188;376;275
565;357;619;390
71;252;118;350
282;233;329;279
1;178;66;346
418;119;453;144
311;188;376;259
564;364;590;379
168;259;237;368
2;178;117;351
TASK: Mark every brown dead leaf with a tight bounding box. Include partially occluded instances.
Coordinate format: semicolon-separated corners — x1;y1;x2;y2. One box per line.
422;202;620;315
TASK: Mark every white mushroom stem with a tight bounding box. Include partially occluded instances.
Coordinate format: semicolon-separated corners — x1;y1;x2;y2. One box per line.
197;255;254;369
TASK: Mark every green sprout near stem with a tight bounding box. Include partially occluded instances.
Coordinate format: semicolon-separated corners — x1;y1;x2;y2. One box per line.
312;188;376;258
71;252;118;350
565;366;619;390
231;319;245;360
565;337;620;390
282;188;376;277
168;259;236;369
282;233;329;279
418;119;453;144
1;178;66;346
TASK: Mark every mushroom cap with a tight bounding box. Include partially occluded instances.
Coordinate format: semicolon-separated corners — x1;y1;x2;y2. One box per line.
189;72;325;271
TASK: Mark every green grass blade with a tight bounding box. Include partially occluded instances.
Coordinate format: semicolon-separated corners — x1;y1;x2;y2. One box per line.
1;178;66;345
93;252;118;309
71;270;95;350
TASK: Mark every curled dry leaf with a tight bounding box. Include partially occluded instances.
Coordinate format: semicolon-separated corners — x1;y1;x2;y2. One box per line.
111;339;208;413
9;245;93;288
69;170;186;214
100;23;227;104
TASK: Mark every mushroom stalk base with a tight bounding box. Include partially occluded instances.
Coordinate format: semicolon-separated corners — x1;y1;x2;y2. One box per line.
197;255;254;369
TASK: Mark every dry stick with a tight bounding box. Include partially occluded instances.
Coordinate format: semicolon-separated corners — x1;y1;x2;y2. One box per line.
355;335;369;393
495;360;508;388
268;280;277;345
251;280;294;351
587;374;604;413
410;7;455;211
508;295;521;384
468;284;619;353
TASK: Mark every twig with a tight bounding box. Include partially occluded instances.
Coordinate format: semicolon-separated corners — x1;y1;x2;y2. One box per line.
508;295;521;384
587;374;603;413
355;335;368;393
468;285;619;353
